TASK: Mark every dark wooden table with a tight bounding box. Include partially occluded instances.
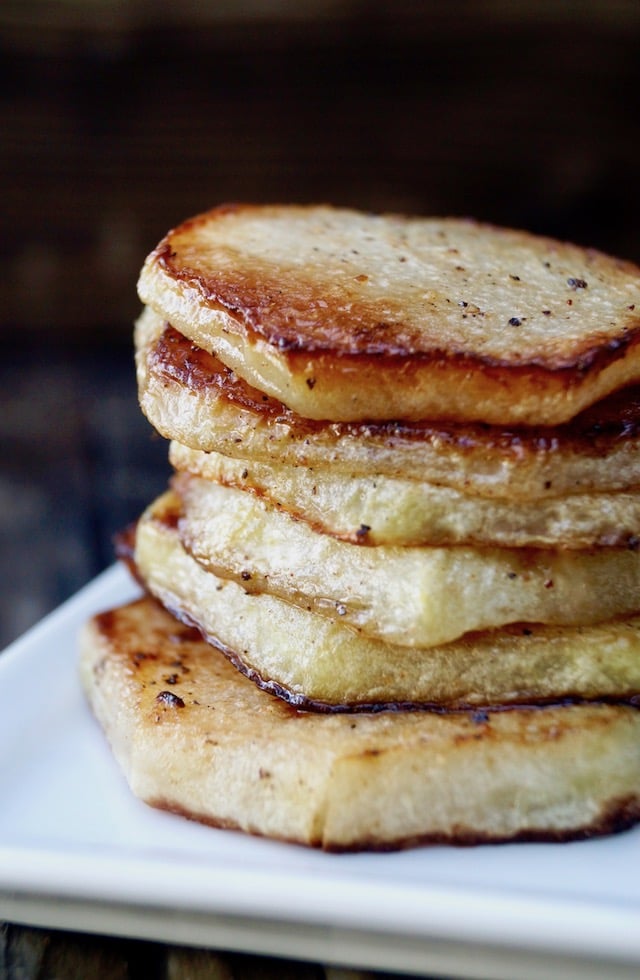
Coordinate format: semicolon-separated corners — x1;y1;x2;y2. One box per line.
0;340;168;652
0;923;398;980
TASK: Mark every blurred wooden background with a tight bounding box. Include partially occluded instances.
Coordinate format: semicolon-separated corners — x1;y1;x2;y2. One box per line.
3;0;639;344
1;0;639;639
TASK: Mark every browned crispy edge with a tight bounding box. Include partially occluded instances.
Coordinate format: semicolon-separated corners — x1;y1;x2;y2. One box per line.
114;527;640;714
152;205;640;376
145;793;640;852
88;585;640;848
152;325;640;455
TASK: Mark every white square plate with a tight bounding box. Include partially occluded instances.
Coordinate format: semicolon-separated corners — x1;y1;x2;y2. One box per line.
2;564;640;980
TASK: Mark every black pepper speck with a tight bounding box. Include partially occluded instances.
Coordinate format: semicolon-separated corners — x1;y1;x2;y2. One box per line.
156;691;185;708
471;710;490;724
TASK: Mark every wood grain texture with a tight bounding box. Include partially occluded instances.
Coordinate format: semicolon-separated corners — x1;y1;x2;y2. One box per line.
0;924;404;978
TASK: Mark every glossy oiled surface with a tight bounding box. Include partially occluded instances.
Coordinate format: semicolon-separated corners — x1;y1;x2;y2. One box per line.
144;206;640;360
79;592;640;849
138;206;640;424
175;479;640;648
4;565;640;980
170;443;640;549
134;499;640;710
135;310;640;498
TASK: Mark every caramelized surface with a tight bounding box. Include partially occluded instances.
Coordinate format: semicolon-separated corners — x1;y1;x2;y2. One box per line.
170;443;640;549
152;325;640;448
134;495;640;710
175;479;640;648
138;205;640;424
79;594;640;849
137;316;640;498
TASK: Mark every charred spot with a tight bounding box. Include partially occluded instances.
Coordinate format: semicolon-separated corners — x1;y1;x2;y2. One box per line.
133;650;158;666
156;690;185;708
169;627;201;644
471;709;490;724
567;277;588;290
94;609;117;633
113;524;136;563
276;335;297;351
